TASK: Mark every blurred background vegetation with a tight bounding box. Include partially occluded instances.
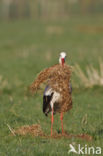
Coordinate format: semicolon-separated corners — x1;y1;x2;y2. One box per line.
0;0;103;20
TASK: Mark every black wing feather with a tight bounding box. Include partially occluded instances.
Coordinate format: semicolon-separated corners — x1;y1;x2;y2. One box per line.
43;93;53;116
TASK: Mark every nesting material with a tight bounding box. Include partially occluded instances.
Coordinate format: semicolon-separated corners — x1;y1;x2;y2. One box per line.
13;124;92;141
49;132;92;141
30;64;72;112
14;124;44;136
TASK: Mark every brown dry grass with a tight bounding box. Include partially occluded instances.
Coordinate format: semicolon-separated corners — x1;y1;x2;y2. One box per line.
50;132;92;141
14;124;44;136
12;124;92;141
74;60;103;87
46;26;63;35
30;64;72;112
77;26;103;33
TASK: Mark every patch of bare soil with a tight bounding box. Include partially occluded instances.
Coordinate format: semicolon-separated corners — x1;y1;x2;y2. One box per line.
45;132;92;141
9;124;92;141
14;124;45;137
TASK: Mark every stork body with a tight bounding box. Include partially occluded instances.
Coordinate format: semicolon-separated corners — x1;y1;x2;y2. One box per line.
30;52;72;136
43;52;72;135
43;83;72;135
43;83;72;116
43;85;60;116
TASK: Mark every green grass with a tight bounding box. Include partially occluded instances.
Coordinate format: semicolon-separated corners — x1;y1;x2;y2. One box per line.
0;15;103;155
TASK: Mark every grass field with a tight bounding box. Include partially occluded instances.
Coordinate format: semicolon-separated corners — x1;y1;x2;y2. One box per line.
0;15;103;155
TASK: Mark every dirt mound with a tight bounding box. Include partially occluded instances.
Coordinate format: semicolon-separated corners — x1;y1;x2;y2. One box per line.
14;124;44;136
47;132;92;141
8;124;92;141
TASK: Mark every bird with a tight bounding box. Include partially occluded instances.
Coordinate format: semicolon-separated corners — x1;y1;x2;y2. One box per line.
43;52;72;135
30;52;72;136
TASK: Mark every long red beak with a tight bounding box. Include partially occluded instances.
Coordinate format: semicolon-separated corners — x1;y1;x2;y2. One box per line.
61;58;65;66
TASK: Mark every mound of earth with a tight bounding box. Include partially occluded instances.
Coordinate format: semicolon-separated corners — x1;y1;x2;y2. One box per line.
9;124;92;141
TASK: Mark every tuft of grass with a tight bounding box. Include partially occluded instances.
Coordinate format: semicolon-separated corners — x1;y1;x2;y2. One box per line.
74;60;103;87
0;75;9;91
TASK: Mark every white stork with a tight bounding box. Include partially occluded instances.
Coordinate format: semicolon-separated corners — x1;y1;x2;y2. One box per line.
43;52;72;136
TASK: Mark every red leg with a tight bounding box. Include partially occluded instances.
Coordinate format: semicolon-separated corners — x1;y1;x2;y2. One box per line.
51;108;54;136
60;112;64;134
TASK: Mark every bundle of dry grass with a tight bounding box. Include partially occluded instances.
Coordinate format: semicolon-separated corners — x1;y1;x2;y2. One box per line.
74;60;103;87
49;132;92;141
14;124;44;136
30;64;72;112
13;124;92;141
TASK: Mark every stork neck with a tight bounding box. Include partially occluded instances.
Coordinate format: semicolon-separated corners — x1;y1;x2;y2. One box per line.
61;58;65;66
59;57;65;66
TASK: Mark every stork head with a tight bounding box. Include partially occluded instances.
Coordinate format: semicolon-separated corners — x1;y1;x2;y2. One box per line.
59;52;67;66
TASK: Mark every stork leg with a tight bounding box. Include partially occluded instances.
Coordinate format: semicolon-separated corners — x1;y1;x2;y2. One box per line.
60;112;64;134
51;108;54;136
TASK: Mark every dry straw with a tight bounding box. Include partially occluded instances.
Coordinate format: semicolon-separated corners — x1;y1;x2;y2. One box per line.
14;124;44;136
30;64;72;113
74;60;103;87
13;124;92;141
